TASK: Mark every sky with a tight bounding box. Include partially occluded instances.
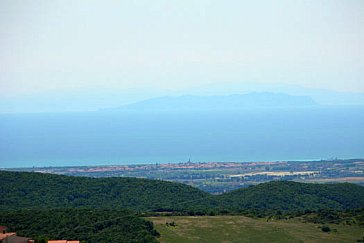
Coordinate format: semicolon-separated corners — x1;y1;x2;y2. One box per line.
0;0;364;100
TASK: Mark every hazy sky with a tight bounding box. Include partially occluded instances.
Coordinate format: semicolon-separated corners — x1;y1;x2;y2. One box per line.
1;0;364;98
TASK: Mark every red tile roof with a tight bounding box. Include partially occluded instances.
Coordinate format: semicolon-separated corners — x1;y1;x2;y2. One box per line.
0;232;16;240
48;241;80;243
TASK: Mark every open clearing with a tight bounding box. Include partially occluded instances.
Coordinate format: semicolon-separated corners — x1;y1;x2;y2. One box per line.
148;216;364;243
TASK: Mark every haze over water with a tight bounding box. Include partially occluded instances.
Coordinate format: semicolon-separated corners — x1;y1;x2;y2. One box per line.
1;1;364;168
1;105;363;168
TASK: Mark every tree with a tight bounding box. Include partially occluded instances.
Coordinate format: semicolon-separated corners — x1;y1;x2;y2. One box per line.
321;225;331;232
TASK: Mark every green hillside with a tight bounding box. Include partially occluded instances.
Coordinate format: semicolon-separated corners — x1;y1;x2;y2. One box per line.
0;209;159;243
150;216;364;243
0;171;210;211
1;171;363;214
216;181;364;215
1;171;364;242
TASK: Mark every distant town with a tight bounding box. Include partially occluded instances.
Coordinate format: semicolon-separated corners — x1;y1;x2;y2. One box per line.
6;158;364;194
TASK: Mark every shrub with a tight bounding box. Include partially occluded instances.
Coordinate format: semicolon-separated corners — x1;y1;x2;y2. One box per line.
321;225;331;232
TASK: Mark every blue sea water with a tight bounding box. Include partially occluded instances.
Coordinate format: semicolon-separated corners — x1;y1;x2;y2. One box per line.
1;106;364;168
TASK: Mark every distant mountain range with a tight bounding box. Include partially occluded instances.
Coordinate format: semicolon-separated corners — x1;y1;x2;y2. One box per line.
112;92;317;111
1;81;364;113
188;81;364;106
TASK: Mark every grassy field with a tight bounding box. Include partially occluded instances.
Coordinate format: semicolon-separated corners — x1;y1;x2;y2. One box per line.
148;216;364;243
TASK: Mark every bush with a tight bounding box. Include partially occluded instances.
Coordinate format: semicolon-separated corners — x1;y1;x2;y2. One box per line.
321;225;331;232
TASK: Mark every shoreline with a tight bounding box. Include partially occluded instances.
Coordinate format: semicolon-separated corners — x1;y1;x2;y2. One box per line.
2;157;363;170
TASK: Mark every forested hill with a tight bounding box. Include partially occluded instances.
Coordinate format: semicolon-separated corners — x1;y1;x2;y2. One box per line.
216;181;364;213
0;209;159;243
1;171;363;213
0;171;211;211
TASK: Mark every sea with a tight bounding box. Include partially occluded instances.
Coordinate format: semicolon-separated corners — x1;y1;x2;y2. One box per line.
1;105;363;168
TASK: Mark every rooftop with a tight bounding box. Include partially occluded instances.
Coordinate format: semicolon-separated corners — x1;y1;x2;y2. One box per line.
0;232;16;240
48;241;80;243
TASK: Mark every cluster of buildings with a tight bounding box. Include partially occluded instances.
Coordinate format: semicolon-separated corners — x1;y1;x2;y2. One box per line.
0;226;79;243
48;241;79;243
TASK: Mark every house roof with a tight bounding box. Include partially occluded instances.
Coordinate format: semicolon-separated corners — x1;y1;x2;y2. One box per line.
48;241;80;243
0;233;16;240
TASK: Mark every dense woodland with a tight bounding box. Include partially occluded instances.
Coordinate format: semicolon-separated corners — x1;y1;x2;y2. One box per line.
216;181;364;215
1;171;363;214
0;171;211;212
1;171;364;242
0;209;159;243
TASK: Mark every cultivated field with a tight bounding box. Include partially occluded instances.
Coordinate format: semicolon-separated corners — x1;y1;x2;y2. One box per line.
148;216;364;243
